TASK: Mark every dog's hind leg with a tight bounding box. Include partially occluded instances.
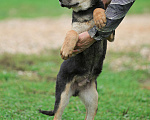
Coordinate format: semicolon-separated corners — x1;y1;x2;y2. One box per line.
40;78;73;120
53;82;73;120
79;80;98;120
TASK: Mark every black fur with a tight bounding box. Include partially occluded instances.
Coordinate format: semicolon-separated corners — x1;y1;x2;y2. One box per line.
72;0;104;22
40;0;107;117
39;109;54;116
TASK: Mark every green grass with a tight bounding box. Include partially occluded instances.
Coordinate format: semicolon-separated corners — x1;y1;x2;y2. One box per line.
0;49;149;120
0;0;71;19
0;0;150;19
129;0;150;14
0;1;149;119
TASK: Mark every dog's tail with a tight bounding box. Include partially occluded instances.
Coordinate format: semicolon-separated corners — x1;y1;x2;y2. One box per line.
39;109;54;116
39;74;68;117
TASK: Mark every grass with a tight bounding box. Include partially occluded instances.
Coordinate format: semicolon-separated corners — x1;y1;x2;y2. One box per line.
0;0;71;19
0;0;150;19
129;0;150;14
0;0;150;119
0;49;149;120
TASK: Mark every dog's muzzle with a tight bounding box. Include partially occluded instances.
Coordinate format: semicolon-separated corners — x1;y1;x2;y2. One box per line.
60;2;79;9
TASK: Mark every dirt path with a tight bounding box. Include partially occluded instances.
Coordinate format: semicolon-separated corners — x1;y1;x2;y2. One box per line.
0;15;150;55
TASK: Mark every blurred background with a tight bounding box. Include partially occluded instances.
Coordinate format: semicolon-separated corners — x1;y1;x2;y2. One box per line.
0;0;150;119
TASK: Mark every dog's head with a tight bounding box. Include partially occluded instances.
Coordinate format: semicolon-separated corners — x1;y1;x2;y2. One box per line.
59;0;94;12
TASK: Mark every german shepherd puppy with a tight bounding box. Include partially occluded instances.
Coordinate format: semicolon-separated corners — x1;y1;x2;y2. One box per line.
39;0;110;119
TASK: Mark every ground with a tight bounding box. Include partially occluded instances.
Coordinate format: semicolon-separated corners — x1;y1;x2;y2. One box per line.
0;15;150;119
0;15;150;55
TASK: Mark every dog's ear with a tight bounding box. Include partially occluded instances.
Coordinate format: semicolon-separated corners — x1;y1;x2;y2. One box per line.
102;0;111;9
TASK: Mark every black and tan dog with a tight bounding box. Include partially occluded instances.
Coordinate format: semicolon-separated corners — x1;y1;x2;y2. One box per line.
39;0;113;119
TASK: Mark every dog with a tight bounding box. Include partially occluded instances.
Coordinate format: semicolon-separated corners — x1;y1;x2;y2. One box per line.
39;0;113;119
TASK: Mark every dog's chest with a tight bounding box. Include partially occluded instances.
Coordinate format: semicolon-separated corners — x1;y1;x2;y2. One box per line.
72;20;95;34
71;7;95;34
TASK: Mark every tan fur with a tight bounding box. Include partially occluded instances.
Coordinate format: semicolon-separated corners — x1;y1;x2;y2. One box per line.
94;8;115;42
60;30;78;60
93;8;115;42
54;83;73;120
107;33;115;42
53;77;98;120
40;1;112;119
60;0;114;60
93;8;106;29
72;20;95;34
61;8;108;60
79;80;98;120
102;0;111;9
72;0;91;12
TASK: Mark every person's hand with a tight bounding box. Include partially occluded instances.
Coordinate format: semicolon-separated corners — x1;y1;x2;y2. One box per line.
73;31;96;55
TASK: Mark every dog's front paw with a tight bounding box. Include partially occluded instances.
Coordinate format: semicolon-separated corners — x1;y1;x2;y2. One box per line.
60;45;73;60
93;8;106;29
60;30;78;60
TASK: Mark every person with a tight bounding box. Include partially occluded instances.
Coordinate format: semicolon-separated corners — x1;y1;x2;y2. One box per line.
73;0;135;54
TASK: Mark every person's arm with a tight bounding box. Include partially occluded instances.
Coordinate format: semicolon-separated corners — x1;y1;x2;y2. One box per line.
88;0;135;41
73;0;135;54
